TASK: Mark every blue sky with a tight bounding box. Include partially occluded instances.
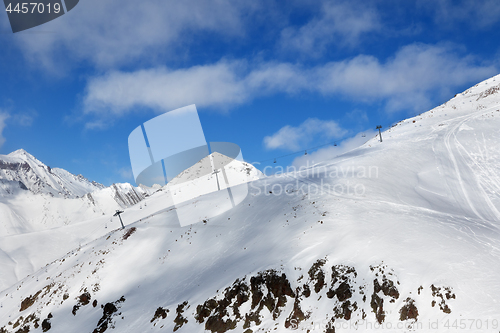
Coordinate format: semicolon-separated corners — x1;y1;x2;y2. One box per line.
0;0;499;186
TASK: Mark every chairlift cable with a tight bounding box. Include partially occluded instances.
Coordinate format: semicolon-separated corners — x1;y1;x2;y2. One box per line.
255;134;365;164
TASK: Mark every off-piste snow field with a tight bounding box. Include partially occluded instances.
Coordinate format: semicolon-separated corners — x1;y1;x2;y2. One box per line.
1;75;500;332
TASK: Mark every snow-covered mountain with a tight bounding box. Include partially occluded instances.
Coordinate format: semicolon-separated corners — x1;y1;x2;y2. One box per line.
0;151;153;291
165;152;264;226
168;152;262;186
0;149;104;198
0;149;150;236
1;74;500;333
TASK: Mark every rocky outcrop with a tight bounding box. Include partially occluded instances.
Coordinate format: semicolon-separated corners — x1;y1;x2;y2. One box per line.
0;259;456;333
147;259;454;332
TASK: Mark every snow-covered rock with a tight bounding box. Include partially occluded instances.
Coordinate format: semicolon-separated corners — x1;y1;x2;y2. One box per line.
0;149;105;198
168;152;263;186
0;148;150;237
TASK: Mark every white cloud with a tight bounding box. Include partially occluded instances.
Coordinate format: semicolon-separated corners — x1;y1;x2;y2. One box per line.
81;43;497;127
10;0;500;77
117;167;133;180
0;112;10;148
315;43;497;112
82;60;312;126
83;61;249;118
0;108;34;148
423;0;500;29
280;1;380;54
11;111;36;127
245;62;309;94
15;0;256;69
263;118;348;151
291;130;377;168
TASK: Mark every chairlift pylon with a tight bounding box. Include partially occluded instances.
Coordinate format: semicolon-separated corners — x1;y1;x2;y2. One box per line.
113;210;125;229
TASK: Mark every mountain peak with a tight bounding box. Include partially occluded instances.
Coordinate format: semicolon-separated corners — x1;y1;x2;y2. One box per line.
167;151;262;186
9;148;28;155
1;149;104;198
8;148;36;160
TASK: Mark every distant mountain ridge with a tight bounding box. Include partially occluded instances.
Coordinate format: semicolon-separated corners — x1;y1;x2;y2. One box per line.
0;148;150;237
0;149;105;198
0;148;154;291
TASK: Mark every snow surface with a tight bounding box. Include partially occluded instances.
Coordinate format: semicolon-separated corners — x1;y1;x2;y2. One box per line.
0;149;104;198
0;152;151;291
1;75;500;332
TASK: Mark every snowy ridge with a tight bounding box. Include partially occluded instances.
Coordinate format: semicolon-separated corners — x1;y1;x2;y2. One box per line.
0;180;150;289
163;152;263;209
0;179;28;196
0;74;500;332
0;148;151;233
168;152;262;186
0;151;152;291
0;149;105;198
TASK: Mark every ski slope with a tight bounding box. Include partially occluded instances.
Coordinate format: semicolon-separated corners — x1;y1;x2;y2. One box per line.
0;75;500;333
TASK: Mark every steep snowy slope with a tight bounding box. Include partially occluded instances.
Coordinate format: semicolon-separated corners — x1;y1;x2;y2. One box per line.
1;74;500;333
0;150;262;292
165;152;264;221
168;152;262;186
0;183;147;234
0;151;264;292
0;147;154;233
0;151;152;291
0;149;104;198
